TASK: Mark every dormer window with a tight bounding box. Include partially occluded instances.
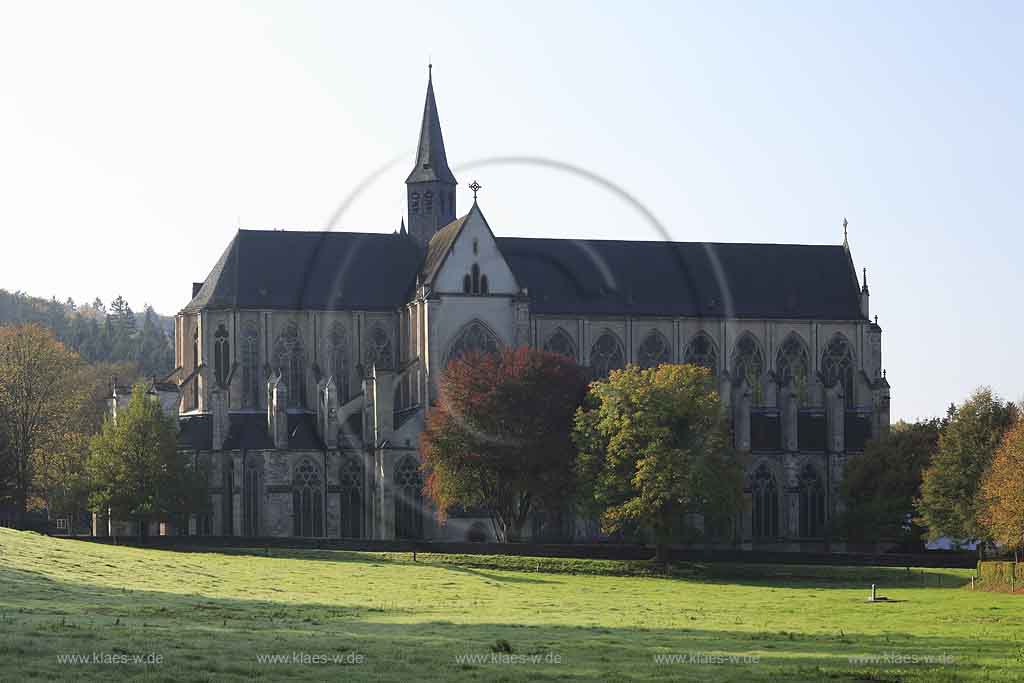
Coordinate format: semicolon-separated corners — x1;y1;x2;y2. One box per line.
410;192;420;213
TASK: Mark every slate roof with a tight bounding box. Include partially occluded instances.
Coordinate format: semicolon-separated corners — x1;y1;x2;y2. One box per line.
184;230;423;312
177;414;212;451
222;413;274;450
184;224;865;321
421;214;469;284
406;73;456;185
496;237;865;320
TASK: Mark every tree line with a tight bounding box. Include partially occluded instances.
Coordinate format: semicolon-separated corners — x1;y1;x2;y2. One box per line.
0;289;174;379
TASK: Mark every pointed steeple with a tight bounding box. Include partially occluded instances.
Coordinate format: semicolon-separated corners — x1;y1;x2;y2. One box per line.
406;65;456;184
400;217;407;236
406;65;458;245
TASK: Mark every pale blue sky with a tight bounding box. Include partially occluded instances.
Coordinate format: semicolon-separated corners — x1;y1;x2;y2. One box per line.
1;1;1021;421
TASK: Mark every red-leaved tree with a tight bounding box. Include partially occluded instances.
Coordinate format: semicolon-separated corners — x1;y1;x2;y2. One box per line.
420;347;590;542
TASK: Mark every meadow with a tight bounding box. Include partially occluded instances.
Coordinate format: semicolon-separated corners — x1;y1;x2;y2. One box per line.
0;528;1021;681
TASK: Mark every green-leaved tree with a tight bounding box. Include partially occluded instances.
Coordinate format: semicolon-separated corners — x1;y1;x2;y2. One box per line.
573;363;744;562
88;383;207;535
916;387;1018;552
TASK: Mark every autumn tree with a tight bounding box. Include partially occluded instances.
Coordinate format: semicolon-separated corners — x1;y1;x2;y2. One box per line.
573;363;744;562
0;323;83;526
916;387;1019;550
420;348;590;542
840;419;942;546
88;383;207;534
32;360;139;533
979;418;1024;555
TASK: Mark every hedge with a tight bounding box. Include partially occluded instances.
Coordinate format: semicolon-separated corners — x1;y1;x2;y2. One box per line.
977;560;1024;592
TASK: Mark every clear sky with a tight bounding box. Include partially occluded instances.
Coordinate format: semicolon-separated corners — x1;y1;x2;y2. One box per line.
1;1;1021;421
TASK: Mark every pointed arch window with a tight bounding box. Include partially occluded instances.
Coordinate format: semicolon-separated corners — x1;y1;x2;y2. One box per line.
472;264;480;293
732;333;765;404
410;192;420;214
821;334;856;408
776;333;809;402
750;463;778;539
327;322;349;403
590;331;625;377
424;191;433;212
273;322;306;408
448;320;501;363
394;456;424;539
543;328;577;360
243;459;260;537
241;323;260;408
463;274;471;293
798;464;826;537
292;458;323;538
339;455;364;538
191;329;199;410
683;332;719;375
214;324;230;388
480;275;488;294
638;329;671;369
365;324;394;370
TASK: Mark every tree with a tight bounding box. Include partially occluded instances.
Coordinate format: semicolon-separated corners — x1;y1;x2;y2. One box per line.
420;348;590;542
0;323;83;526
979;418;1024;555
916;387;1019;550
573;363;744;562
840;419;942;546
88;382;206;534
31;360;139;534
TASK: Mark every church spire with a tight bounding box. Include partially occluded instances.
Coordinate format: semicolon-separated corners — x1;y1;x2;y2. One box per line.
406;65;458;245
406;65;456;185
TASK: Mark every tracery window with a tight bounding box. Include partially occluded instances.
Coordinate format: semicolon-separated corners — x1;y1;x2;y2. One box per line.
750;462;778;539
543;328;576;360
327;322;349;403
214;324;230;388
732;333;764;403
241;323;260;408
365;324;394;369
273;322;306;408
776;333;809;402
339;455;364;538
821;334;856;408
683;332;719;375
637;330;671;369
590;331;625;377
798;464;826;537
394;456;424;539
292;459;323;538
448;320;500;363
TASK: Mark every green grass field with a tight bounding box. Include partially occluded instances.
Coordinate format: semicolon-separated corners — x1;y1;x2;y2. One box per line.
0;528;1021;682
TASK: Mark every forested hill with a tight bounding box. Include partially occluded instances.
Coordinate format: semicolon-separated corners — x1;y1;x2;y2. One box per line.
0;289;175;379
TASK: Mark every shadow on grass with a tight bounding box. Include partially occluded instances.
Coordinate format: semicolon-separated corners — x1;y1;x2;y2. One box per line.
0;563;1017;682
190;545;975;590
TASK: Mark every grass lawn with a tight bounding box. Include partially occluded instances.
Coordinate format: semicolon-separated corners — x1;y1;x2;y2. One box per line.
0;528;1021;681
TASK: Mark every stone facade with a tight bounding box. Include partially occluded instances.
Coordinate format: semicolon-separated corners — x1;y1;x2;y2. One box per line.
154;70;890;548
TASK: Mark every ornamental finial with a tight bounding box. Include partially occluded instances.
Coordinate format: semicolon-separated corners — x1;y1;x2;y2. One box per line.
469;180;482;201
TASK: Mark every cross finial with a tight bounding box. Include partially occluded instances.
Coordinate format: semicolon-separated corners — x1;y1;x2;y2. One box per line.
843;216;848;238
469;180;482;201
